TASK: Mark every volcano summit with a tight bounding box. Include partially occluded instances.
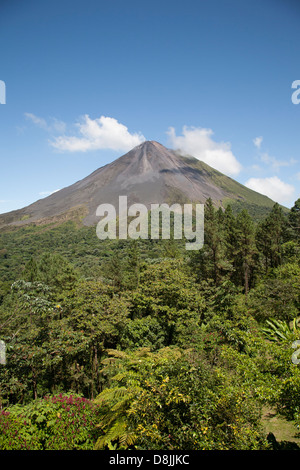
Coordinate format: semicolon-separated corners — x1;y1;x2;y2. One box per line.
0;141;278;229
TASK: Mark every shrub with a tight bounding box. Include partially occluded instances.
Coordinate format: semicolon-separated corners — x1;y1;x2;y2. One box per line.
0;394;101;450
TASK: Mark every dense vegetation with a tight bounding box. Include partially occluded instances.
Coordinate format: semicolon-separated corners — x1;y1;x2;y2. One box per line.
0;198;300;450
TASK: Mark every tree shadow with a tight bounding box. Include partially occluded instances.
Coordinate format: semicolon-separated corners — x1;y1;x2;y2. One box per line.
267;432;300;450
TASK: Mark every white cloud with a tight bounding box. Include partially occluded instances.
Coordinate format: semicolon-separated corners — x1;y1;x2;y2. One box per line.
167;125;242;176
244;176;295;205
251;135;297;171
25;113;66;134
50;115;146;153
260;152;296;172
250;164;262;171
50;118;66;134
253;136;263;149
25;113;48;130
39;189;60;197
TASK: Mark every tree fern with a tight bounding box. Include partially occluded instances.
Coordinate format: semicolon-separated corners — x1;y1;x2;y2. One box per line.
94;347;186;450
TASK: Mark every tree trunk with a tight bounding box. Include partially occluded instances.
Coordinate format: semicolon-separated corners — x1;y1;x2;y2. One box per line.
244;262;249;298
32;367;37;399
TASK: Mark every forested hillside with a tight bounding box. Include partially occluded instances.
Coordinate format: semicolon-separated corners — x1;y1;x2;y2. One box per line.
0;199;300;450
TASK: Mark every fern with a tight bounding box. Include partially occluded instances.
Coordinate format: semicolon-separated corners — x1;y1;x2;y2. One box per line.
95;417;136;450
94;346;186;450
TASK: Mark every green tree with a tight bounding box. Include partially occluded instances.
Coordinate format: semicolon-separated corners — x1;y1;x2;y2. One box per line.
122;240;142;290
119;316;166;351
256;203;287;271
189;199;230;284
22;253;79;296
0;280;90;403
248;262;300;322
133;259;205;345
287;198;300;241
235;210;257;296
222;205;240;284
61;279;130;397
102;251;125;290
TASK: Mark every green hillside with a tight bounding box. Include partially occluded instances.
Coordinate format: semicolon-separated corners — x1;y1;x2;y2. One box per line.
181;155;287;220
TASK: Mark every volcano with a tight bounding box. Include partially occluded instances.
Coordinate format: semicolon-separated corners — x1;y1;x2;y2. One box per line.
0;141;278;229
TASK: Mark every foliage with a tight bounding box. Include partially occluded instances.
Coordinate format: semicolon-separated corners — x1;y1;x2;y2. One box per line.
0;199;300;450
256;203;287;271
247;263;300;322
262;318;300;344
287;198;300;241
133;259;205;345
94;347;267;450
119;316;166;351
0;394;100;450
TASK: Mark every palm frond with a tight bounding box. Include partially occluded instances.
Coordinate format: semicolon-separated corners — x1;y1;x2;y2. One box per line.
262;317;300;343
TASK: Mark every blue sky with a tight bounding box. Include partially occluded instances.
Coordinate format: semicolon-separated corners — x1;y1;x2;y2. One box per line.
0;0;300;213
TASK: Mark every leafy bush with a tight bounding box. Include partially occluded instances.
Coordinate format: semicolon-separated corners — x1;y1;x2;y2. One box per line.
95;347;267;450
0;394;101;450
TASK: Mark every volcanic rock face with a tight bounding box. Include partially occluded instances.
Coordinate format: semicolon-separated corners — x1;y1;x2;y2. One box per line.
0;141;276;228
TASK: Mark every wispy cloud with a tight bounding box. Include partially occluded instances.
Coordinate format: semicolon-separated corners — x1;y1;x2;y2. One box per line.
253;136;263;149
25;113;48;129
260;152;297;172
252;135;297;172
167;125;242;176
50;115;145;153
245;176;295;205
25;113;66;134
